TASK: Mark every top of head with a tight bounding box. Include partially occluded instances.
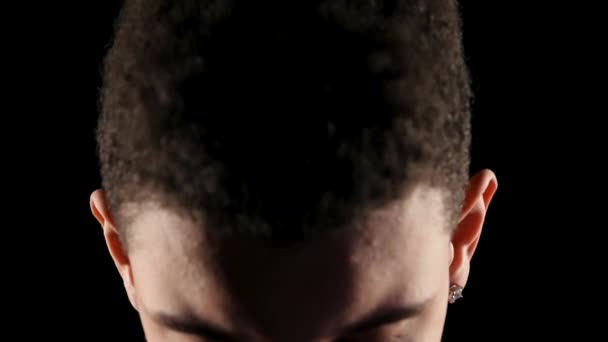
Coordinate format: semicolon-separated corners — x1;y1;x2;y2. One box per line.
97;0;471;246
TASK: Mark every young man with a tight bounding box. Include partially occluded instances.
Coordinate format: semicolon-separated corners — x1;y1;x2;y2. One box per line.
91;0;497;340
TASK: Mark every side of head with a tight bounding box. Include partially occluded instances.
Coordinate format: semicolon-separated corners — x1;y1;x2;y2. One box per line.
91;0;497;341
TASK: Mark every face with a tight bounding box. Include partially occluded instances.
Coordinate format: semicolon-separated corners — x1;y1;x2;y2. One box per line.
130;187;450;342
92;171;497;342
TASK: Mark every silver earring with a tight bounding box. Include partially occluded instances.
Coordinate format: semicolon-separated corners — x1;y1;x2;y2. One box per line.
448;284;464;304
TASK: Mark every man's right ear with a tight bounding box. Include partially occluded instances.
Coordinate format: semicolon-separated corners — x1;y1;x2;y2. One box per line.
90;189;138;310
90;189;112;228
90;189;129;265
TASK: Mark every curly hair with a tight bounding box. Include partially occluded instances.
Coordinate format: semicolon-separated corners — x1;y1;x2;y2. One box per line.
97;0;472;244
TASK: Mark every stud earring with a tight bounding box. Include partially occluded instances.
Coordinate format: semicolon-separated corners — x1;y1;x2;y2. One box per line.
448;284;464;304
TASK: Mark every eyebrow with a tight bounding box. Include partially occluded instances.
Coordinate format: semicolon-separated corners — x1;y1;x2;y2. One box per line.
150;299;429;340
340;299;430;335
150;311;241;341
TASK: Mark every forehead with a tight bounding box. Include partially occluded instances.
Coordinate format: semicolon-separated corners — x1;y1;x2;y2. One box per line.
128;186;449;336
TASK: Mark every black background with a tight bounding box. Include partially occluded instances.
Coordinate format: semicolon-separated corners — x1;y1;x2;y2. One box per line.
8;1;595;340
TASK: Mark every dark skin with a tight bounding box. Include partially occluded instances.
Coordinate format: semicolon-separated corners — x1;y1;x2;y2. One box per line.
91;169;497;341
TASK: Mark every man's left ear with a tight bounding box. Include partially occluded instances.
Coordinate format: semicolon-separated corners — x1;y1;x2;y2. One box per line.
449;169;498;287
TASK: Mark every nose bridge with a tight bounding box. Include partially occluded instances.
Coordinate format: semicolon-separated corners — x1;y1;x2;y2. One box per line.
255;333;335;342
241;327;336;342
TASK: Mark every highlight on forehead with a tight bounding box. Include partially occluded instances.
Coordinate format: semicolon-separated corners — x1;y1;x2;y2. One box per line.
124;184;448;256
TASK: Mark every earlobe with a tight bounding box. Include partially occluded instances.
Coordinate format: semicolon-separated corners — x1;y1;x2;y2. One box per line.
449;169;498;287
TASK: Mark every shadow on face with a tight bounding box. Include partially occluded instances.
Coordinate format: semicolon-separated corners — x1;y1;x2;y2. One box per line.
125;186;453;341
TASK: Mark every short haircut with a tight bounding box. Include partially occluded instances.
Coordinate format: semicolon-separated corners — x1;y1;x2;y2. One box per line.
97;0;472;244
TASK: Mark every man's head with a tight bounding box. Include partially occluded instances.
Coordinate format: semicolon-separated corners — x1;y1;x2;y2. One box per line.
91;0;497;340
